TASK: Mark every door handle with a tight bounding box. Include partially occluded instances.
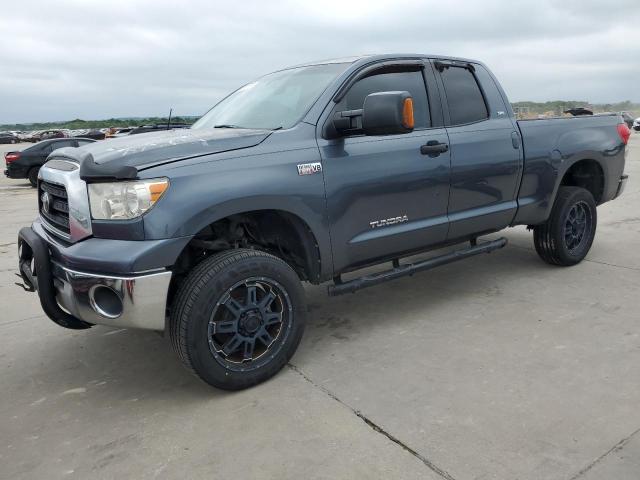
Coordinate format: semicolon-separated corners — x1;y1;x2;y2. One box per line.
420;141;449;157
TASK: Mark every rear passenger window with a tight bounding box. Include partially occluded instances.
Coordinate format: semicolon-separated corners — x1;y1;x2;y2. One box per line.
439;66;488;125
339;70;430;128
50;141;74;151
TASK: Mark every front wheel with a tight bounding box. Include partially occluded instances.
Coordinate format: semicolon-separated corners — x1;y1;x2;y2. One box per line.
169;249;306;390
533;186;597;266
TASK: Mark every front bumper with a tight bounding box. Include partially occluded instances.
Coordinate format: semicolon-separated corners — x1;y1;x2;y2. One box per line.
18;225;172;331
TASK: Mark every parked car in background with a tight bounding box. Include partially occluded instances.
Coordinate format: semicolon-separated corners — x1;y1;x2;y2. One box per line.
106;127;134;138
129;123;190;135
21;131;42;142
634;117;640;132
0;132;19;144
39;130;67;140
619;112;635;129
4;137;95;186
564;107;593;116
85;129;107;140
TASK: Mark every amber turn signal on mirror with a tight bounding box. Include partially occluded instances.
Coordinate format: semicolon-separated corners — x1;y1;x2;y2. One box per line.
402;97;414;129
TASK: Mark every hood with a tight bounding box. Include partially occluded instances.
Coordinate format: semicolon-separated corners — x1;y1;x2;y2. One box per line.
51;127;272;181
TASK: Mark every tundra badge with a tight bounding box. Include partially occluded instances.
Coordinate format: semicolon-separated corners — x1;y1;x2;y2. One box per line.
297;162;322;176
370;215;409;229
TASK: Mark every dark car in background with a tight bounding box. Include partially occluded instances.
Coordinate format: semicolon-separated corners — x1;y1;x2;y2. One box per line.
0;132;19;144
564;107;593;116
4;137;95;186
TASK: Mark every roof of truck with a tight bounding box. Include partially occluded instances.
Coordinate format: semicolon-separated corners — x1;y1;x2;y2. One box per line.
290;53;479;68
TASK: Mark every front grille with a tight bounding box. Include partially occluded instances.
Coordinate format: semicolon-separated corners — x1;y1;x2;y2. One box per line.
39;180;70;236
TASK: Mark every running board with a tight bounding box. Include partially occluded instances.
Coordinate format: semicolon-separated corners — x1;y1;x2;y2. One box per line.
328;237;508;296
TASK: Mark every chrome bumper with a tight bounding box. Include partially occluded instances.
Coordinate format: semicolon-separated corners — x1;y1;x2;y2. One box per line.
52;262;172;331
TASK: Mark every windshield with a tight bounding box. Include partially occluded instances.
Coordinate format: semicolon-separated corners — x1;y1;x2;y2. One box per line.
191;63;349;131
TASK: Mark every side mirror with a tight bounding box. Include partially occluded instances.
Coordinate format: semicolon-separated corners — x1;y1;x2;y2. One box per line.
362;91;414;135
332;91;414;137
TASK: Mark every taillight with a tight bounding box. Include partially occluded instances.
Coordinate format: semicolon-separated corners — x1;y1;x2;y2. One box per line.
4;152;20;163
617;123;630;145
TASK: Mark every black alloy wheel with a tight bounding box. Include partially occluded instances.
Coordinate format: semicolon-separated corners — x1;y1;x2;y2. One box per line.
534;186;597;266
170;249;306;390
563;201;592;253
207;277;292;371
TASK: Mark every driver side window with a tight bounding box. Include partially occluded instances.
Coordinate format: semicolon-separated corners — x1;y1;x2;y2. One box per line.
337;69;431;129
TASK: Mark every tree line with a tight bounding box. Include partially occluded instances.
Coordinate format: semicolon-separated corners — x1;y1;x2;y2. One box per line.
0;116;199;131
511;100;639;116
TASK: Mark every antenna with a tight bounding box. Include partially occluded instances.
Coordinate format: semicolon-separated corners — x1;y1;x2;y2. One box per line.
167;108;172;130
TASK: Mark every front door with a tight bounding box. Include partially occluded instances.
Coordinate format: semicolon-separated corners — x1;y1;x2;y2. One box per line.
318;64;451;273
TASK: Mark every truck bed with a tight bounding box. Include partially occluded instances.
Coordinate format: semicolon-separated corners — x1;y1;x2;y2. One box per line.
513;113;626;226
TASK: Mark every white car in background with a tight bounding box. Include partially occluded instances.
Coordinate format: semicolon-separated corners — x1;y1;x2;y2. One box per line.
633;117;640;132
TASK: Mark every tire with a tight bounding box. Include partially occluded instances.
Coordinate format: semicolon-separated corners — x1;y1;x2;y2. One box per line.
533;186;597;266
169;249;306;390
28;167;39;188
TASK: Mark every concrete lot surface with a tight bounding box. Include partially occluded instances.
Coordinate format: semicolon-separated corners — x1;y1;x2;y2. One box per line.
1;135;639;479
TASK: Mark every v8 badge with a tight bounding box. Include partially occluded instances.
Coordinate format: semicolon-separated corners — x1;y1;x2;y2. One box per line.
297;162;322;176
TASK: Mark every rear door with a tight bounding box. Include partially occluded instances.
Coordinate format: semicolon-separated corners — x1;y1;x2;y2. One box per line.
432;60;522;240
49;140;75;153
318;61;451;272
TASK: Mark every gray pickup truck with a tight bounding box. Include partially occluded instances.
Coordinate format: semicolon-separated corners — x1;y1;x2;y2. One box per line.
17;54;630;390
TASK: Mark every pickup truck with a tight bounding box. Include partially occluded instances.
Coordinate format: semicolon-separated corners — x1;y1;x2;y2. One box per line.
17;54;630;390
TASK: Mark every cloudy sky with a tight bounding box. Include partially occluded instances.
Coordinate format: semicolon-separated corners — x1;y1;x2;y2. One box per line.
1;0;638;123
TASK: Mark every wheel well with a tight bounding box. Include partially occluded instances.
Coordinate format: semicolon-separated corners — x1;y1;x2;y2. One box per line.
560;159;604;204
167;210;321;309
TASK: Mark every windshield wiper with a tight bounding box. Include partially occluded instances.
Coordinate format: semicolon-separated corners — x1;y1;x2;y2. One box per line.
214;124;244;129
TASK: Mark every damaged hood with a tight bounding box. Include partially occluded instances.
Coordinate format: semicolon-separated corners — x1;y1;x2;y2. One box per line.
51;127;272;180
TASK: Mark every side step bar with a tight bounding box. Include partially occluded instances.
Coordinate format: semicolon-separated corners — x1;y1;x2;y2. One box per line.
328;237;508;296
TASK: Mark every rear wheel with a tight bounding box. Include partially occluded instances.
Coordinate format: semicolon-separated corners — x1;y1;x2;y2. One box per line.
28;167;39;188
533;186;597;266
169;249;306;390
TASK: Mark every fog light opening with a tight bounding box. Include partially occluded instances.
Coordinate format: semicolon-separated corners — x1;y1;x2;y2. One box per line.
89;285;123;319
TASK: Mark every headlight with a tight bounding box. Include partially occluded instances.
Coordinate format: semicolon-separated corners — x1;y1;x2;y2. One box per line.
88;178;169;220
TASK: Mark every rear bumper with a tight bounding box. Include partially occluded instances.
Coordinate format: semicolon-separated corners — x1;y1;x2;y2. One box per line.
614;174;629;199
18;223;173;331
4;164;29;179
